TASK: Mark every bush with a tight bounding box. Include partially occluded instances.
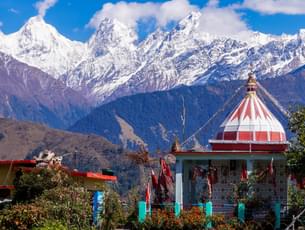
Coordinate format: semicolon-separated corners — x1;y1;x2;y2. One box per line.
0;203;46;230
37;186;93;229
0;168;95;230
32;220;67;230
101;188;126;230
129;206;277;230
13;168;72;203
132;208;207;230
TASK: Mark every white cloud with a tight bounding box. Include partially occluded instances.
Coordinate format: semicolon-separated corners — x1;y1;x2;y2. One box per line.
206;0;219;8
35;0;58;17
158;0;198;26
242;0;305;15
88;0;198;29
88;0;250;38
199;2;249;37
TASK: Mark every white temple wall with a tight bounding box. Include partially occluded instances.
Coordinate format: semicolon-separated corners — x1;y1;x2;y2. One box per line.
180;159;287;209
210;159;287;206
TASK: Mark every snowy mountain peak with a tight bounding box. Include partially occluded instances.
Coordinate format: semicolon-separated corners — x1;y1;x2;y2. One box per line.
1;12;305;105
15;16;67;48
88;17;137;57
0;16;86;77
23;15;45;27
16;16;72;45
175;11;201;34
244;31;278;46
298;29;305;40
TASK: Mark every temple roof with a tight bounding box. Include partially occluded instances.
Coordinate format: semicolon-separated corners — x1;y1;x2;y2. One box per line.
209;72;288;152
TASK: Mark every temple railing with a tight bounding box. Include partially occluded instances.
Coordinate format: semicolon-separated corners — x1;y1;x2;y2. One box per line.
137;201;304;229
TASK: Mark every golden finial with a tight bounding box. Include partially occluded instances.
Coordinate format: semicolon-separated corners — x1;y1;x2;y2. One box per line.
171;136;181;152
246;64;257;94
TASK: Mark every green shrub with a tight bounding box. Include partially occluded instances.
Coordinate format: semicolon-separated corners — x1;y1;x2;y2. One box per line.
13;168;72;204
38;186;93;229
32;220;67;230
1;168;95;229
0;203;46;230
101;188;125;230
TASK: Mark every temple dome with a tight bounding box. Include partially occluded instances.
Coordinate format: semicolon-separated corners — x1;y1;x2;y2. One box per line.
210;72;288;152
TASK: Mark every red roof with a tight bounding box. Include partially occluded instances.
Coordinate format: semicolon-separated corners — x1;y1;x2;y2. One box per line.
0;160;117;182
210;72;288;151
71;171;117;181
0;185;15;190
174;150;283;156
18;166;117;182
0;160;36;166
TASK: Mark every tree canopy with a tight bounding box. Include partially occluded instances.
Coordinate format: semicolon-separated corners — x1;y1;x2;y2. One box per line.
287;106;305;178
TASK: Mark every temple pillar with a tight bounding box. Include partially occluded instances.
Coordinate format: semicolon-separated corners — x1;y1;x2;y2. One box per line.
175;159;183;209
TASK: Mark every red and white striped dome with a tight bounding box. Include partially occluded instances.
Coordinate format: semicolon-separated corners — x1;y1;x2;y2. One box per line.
212;72;287;146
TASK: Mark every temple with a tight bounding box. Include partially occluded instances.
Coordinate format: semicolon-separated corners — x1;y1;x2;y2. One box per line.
173;72;289;213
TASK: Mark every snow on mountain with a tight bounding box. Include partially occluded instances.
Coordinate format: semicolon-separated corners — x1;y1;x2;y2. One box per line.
0;16;86;77
1;12;305;105
84;11;305;104
63;18;140;103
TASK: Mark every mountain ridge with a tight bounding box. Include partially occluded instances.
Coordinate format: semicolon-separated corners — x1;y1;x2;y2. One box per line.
0;51;90;128
69;69;305;151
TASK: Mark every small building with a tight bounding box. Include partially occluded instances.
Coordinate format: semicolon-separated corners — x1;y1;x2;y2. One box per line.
0;159;117;201
174;72;289;212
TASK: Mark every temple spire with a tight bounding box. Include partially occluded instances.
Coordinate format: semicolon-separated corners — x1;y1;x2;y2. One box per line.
246;66;257;94
171;136;181;152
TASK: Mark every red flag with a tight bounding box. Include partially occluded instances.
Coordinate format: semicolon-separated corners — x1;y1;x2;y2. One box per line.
209;167;218;184
240;163;248;181
145;183;151;208
268;158;274;175
300;179;305;189
151;170;158;189
160;158;173;181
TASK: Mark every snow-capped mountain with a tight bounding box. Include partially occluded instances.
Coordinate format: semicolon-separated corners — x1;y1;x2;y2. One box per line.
66;11;305;104
1;12;305;105
0;16;86;77
63;18;140;102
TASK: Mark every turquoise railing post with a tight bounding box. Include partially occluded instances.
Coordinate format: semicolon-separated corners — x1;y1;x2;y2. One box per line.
205;201;213;229
138;201;147;223
274;202;281;229
198;202;204;211
238;202;245;223
175;202;181;217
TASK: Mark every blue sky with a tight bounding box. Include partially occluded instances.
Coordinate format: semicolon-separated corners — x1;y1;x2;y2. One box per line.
1;0;305;41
